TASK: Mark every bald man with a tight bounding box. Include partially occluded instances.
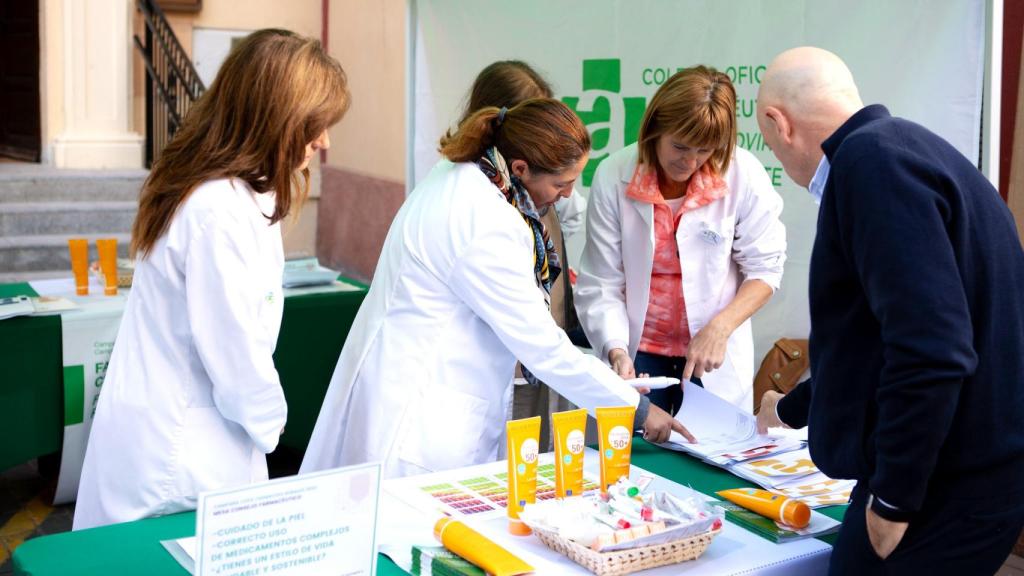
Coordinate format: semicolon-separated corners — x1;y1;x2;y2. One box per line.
755;47;1024;574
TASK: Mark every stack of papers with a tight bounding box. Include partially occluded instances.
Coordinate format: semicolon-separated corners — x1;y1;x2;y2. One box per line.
283;257;341;287
0;295;79;321
662;383;854;509
0;296;34;320
30;295;79;315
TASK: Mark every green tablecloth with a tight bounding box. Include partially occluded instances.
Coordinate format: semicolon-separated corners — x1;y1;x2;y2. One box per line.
12;440;846;575
0;279;368;471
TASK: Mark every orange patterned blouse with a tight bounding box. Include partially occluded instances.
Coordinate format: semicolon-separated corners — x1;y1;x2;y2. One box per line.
625;163;729;357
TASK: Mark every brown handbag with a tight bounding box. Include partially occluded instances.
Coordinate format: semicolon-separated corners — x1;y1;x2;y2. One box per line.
752;338;809;414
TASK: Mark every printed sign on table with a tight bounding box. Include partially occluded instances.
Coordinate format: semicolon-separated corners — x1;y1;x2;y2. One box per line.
182;463;381;576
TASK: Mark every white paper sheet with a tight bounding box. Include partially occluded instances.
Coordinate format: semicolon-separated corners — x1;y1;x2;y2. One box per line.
666;382;767;459
658;382;852;507
283;279;364;297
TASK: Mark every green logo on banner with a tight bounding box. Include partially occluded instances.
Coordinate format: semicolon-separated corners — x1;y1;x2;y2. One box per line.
562;59;647;186
63;365;85;426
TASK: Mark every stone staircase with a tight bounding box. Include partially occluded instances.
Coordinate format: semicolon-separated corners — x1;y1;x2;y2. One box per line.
0;165;147;283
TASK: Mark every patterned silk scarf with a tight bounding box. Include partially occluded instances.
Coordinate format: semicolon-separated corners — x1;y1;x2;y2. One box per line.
478;147;562;387
477;147;562;298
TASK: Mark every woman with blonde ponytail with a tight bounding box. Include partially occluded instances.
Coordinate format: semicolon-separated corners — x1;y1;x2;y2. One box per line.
303;98;692;479
74;29;350;529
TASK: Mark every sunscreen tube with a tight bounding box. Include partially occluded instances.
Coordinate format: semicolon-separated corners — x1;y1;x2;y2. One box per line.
68;239;89;295
596;406;636;493
434;517;534;576
506;416;541;535
717;487;811;529
96;238;118;296
551;408;587;498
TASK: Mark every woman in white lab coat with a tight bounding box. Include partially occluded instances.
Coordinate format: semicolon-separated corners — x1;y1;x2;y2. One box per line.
575;66;786;414
458;60;587;449
73;30;350;530
302;99;691;479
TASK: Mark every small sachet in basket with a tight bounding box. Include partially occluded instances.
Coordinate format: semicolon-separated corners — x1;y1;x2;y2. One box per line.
520;479;723;552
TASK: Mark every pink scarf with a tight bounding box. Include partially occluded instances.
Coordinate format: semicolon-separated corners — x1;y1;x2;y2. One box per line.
625;162;728;211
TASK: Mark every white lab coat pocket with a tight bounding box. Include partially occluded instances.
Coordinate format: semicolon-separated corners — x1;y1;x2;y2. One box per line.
397;386;491;473
176;406;263;500
699;216;735;279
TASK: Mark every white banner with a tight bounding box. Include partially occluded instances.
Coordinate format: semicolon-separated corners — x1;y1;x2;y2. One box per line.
410;0;987;362
53;296;125;504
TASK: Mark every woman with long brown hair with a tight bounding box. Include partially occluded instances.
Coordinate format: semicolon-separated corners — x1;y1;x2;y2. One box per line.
302;98;692;479
74;29;349;529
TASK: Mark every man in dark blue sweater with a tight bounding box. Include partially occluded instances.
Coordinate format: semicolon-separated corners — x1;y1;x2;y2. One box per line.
755;47;1024;574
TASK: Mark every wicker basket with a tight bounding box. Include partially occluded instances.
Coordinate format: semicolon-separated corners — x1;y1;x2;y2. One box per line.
532;526;721;576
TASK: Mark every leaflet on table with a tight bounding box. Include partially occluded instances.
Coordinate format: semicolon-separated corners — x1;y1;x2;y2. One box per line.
659;382;851;509
30;296;78;315
0;296;34;320
770;473;855;508
0;295;78;320
706;435;806;465
283;280;365;297
709;498;841;543
729;448;821;488
384;452;602;521
164;462;382;576
283;257;342;287
662;382;803;462
729;457;853;507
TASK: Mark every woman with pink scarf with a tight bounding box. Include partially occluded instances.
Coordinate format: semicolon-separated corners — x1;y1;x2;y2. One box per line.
575;66;787;415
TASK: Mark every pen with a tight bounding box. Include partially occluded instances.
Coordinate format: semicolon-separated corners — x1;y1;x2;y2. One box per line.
625;377;681;390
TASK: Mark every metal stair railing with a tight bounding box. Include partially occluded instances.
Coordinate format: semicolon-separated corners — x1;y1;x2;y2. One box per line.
133;0;206;167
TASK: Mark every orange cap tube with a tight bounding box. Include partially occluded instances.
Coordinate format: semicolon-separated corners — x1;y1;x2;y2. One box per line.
717;488;811;529
434;517;534;576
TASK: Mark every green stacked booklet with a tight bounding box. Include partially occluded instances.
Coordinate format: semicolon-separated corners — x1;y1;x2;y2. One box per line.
411;545;486;576
709;498;841;543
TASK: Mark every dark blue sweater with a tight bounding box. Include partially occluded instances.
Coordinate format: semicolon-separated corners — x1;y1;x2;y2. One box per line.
778;105;1024;513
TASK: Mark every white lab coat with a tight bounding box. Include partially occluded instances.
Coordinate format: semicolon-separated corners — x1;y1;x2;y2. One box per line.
575;144;786;410
301;161;640;479
73;179;288;530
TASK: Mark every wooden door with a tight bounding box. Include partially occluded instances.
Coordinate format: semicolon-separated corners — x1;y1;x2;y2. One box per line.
0;0;41;162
